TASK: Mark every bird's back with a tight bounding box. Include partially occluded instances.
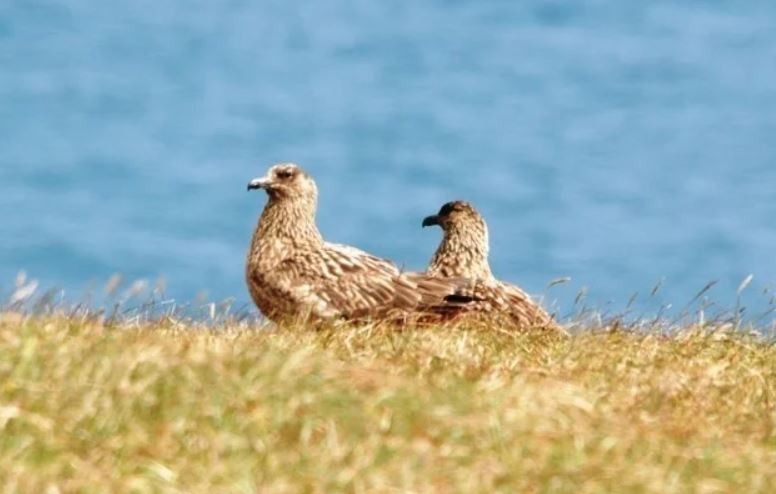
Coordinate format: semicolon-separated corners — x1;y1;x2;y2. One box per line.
249;240;470;322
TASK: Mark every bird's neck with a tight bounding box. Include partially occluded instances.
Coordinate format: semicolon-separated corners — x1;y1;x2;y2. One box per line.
249;197;324;268
428;223;494;280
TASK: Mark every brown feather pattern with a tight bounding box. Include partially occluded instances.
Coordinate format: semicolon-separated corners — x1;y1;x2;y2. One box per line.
245;163;471;323
425;201;563;332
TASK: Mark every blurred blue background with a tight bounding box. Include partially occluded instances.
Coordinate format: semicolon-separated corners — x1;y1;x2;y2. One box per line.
2;1;775;319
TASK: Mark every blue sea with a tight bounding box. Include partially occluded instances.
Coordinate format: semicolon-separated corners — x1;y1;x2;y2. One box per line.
2;1;776;320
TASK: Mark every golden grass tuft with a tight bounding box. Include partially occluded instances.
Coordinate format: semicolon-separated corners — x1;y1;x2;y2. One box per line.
1;314;775;493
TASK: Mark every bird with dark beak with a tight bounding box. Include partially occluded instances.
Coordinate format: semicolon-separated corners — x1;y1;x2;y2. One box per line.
422;201;493;280
421;200;564;333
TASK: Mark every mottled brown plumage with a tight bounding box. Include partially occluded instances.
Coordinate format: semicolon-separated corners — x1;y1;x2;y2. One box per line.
423;201;562;331
245;163;472;324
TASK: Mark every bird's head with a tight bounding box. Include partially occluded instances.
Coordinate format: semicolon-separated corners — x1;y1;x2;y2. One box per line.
247;162;318;202
422;200;483;231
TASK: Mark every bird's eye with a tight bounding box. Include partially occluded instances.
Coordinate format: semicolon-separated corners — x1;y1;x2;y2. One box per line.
276;170;293;179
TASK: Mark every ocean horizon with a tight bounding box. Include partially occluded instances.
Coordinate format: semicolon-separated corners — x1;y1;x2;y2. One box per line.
2;1;775;322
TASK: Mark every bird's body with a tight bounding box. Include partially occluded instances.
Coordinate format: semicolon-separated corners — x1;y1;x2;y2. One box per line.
245;163;469;324
423;201;562;332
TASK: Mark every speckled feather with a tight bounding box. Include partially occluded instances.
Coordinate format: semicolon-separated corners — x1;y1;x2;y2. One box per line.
425;201;562;331
246;163;471;323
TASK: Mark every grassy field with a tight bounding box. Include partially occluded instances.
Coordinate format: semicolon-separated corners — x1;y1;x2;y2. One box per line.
1;313;775;493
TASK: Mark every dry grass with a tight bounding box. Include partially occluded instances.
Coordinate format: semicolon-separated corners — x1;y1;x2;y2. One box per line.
1;313;775;493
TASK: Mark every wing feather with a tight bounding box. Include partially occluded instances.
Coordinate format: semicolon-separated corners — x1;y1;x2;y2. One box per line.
262;243;443;319
435;278;558;329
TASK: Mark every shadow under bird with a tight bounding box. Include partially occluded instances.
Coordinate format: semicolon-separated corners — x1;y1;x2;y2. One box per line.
423;200;563;332
245;163;481;324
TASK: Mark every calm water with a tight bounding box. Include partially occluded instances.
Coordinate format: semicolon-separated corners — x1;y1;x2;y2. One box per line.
2;1;776;319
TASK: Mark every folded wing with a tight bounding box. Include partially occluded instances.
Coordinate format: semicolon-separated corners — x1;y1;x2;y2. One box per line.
254;242;466;320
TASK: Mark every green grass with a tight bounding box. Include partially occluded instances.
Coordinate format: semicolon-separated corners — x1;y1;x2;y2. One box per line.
1;313;775;493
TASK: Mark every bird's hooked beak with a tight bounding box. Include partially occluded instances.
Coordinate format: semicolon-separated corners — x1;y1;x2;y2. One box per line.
247;176;272;192
422;215;440;228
